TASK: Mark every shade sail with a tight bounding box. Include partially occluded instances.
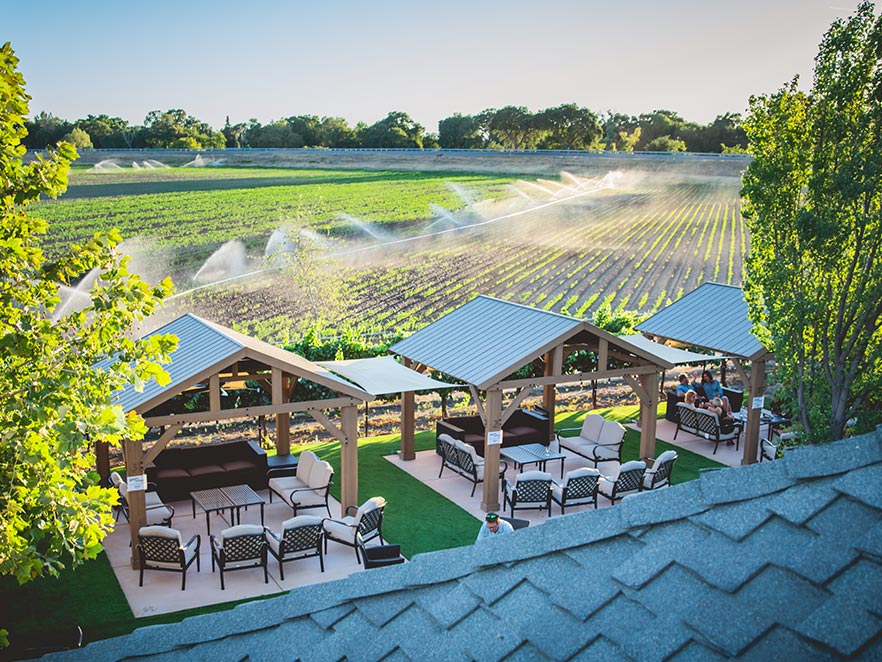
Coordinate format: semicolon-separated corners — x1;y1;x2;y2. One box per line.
620;334;728;365
316;356;457;398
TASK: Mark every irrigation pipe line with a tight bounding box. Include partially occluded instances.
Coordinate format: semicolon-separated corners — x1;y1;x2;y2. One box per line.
166;178;613;301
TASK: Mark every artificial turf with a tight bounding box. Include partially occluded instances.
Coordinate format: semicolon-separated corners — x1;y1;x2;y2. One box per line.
0;405;725;656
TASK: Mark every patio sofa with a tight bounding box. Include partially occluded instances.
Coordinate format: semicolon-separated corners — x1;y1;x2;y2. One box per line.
436;408;551;458
146;440;268;502
674;403;741;454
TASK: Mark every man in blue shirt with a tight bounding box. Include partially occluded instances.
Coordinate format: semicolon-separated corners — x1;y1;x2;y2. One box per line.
675;373;691;397
476;512;514;541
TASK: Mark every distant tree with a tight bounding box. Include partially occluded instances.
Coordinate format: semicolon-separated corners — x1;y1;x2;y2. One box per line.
480;105;537;150
243;120;303;148
635;109;686;150
0;43;176;586
74;115;131;149
222;115;247;148
285;115;322;146
142;109;224;148
682;113;747;152
535;103;601;150
600;111;638;150
23;111;71;149
644;135;687;152
62;127;92;149
315;116;358;147
741;1;882;443
361;111;424;148
438;113;483;148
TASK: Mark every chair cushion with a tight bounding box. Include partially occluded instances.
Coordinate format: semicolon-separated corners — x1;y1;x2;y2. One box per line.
580;414;605;441
323;516;358;542
221;524;264;540
650;450;678;471
153;467;190;480
562;467;600;488
296;450;318;482
597;421;626;446
513;470;551;485
269;475;307;496
356;497;386;520
306;461;333;489
188;464;224;478
587;442;620;461
221;459;255;473
139;525;181;542
145;505;174;526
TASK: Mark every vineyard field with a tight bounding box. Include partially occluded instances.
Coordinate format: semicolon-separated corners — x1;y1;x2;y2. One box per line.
43;156;749;342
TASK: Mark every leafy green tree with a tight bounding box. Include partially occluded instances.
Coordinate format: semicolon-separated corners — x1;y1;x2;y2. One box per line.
635;109;686;149
23;111;71;149
142;108;224;148
315;116;358;147
535;103;601;150
61;127;92;149
74;114;132;148
741;1;882;442
0;43;177;584
438;113;483;148
644;135;687;152
479;106;537;150
244;119;303;147
222;115;247;148
361;111;425;148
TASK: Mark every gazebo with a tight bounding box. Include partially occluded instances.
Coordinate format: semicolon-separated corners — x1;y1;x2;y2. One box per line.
390;296;674;512
635;282;774;465
100;314;371;565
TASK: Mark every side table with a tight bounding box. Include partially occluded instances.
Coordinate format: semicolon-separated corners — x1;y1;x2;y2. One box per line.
267;453;299;478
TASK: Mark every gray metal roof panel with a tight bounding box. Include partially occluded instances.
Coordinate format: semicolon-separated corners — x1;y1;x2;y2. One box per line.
636;282;766;358
391;296;583;386
51;429;882;662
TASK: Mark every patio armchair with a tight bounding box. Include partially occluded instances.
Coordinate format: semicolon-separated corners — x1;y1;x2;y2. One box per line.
322;496;386;564
268;450;318;491
598;460;646;505
551;467;601;514
438;433;508;497
268;457;334;517
136;525;200;591
210;524;268;590
642;450;678;490
556;414;625;467
112;472;175;527
760;438;779;462
266;515;325;580
503;470;553;517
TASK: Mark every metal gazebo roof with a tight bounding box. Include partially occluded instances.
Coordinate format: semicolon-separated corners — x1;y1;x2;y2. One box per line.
635;282;769;360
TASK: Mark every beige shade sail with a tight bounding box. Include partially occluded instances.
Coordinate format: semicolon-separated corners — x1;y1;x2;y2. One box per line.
317;356;457;398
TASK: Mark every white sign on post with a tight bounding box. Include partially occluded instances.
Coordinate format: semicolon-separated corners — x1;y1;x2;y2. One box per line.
751;396;764;410
127;475;147;492
486;430;503;446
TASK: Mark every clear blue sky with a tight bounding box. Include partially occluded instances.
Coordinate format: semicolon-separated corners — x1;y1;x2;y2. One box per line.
3;0;858;132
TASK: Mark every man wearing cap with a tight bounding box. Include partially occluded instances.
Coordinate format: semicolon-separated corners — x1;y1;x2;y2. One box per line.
476;512;514;541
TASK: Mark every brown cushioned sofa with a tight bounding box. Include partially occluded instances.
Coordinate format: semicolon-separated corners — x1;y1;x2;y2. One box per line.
436;408;551;457
146;440;268;503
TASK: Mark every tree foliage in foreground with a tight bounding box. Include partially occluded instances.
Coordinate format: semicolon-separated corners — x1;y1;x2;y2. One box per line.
741;1;882;442
0;43;177;584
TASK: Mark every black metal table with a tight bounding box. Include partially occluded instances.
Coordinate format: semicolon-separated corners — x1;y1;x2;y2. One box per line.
191;484;265;537
501;443;566;479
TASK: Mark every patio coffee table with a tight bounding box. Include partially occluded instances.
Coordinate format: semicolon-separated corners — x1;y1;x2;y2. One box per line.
501;443;566;479
191;484;265;537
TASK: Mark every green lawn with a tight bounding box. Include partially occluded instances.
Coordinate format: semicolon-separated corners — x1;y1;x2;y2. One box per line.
0;405;724;655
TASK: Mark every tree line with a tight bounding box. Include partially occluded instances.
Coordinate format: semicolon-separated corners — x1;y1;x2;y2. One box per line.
25;104;747;153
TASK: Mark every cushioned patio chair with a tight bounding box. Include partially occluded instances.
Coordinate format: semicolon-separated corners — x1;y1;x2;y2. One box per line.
266;515;324;580
642;450;678;490
760;438;779;462
267;450;318;497
136;525;200;591
322;496;386;564
503;470;553;517
112;472;175;527
551;467;601;514
598;460;646;505
210;524;268;590
269;457;334;517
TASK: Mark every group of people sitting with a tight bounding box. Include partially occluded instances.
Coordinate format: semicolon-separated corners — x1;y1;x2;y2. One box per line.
674;369;739;438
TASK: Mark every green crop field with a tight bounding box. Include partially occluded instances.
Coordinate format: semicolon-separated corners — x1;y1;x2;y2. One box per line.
40;159;746;342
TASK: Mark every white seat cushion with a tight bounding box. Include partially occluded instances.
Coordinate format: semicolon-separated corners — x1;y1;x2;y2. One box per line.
296;450;319;483
269;475;307;498
322;515;357;542
580;414;606;442
306;461;334;490
643;450;677;489
598;421;626;446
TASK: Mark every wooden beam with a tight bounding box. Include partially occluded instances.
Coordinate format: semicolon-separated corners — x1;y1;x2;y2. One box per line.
731;358;750;387
308;408;347;444
94;441;110;486
623;374;650;402
495;364;659;390
209;374;221;412
543;346;562;441
481;388;503;513
123;437;146;569
598;338;609;372
143;397;359;427
141;423;184;467
469;385;486;424
272;368;290;456
741;360;767;466
638;372;659;459
500;386;533;426
400;357;416;461
340;405;359;513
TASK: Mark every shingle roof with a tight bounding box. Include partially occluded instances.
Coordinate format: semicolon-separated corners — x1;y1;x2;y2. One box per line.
636;283;767;359
99;313;369;412
55;428;882;661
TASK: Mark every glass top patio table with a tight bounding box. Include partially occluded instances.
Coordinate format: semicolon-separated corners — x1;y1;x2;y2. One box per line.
500;443;566;479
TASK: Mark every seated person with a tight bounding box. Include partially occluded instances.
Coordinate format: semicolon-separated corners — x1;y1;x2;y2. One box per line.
701;369;732;414
690;370;708;402
702;397;739;441
684;389;698;407
675;373;691;397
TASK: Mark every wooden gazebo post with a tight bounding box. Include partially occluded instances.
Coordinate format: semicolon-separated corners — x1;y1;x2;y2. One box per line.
340;404;360;512
481;388;503;513
400;358;416;461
